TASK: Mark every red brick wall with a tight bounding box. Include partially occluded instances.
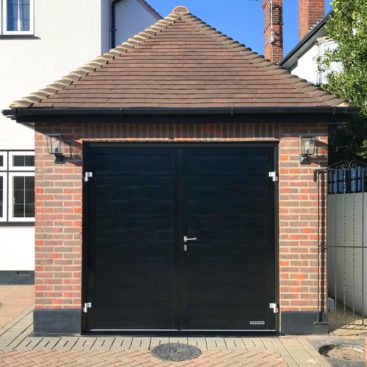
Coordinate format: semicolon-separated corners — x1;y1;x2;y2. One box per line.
299;0;325;40
262;0;283;63
34;121;328;315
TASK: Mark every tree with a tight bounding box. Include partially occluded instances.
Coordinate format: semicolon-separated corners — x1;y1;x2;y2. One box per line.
320;0;367;163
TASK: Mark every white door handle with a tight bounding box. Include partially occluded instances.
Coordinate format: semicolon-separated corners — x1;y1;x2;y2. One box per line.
183;236;197;252
183;236;197;243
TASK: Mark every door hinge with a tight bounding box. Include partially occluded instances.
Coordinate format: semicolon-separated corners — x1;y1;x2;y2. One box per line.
83;302;92;313
268;171;278;182
84;172;93;182
269;303;279;314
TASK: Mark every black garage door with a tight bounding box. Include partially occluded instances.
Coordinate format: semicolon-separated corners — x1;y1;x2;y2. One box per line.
83;144;277;332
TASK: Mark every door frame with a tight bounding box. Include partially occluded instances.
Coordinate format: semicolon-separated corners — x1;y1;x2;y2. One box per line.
81;142;279;334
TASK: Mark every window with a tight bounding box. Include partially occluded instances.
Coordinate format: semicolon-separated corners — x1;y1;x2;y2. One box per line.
2;0;34;35
0;151;34;224
0;174;7;222
9;151;34;170
318;40;342;85
9;173;34;221
0;152;6;171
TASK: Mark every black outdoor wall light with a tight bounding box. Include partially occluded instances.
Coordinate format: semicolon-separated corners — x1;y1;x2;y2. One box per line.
299;135;316;164
46;133;65;164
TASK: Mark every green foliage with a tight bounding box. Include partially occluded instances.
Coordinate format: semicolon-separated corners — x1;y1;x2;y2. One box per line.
322;0;367;114
329;116;367;163
320;0;367;163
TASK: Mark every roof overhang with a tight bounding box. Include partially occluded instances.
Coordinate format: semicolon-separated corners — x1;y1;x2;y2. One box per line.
280;12;331;70
2;106;358;125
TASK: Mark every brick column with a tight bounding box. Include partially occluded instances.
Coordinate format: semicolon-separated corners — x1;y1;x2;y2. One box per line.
34;123;83;334
278;126;328;333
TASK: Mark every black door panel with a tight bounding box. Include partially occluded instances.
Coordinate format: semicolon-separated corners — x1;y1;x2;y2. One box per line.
86;148;176;330
181;149;275;330
84;144;277;332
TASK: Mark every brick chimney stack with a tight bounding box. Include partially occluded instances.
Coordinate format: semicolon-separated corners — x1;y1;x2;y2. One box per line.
262;0;283;64
299;0;325;40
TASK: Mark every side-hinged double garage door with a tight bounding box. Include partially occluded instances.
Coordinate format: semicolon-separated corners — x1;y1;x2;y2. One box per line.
83;143;278;333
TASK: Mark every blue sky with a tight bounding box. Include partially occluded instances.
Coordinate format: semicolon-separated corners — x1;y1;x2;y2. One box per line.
148;0;332;57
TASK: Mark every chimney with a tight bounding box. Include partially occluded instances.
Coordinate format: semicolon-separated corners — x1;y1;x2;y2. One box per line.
299;0;325;40
262;0;283;64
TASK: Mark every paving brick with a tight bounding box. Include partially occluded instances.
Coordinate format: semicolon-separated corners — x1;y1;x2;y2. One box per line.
0;283;332;366
0;286;34;330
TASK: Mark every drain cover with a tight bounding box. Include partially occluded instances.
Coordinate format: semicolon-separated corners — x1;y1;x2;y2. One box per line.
319;344;365;361
151;343;202;361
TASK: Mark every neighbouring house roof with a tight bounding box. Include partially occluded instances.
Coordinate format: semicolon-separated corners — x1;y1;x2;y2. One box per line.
7;8;347;114
280;12;331;70
133;0;162;19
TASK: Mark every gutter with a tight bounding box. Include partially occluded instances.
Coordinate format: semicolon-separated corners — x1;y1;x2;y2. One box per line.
2;106;358;122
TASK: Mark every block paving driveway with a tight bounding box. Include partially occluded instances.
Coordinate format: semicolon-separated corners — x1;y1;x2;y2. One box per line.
0;286;331;366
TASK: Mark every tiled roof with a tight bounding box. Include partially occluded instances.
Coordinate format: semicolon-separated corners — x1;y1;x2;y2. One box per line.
10;7;346;110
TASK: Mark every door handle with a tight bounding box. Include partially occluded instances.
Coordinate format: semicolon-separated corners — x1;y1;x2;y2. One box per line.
183;236;197;243
183;236;197;252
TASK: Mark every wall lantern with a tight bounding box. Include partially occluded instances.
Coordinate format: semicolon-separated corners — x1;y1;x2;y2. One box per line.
46;134;64;164
299;135;316;164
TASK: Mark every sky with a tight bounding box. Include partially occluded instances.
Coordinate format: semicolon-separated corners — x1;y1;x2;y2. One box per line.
148;0;332;58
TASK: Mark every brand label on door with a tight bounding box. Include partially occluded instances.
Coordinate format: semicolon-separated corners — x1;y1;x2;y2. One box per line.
250;321;265;325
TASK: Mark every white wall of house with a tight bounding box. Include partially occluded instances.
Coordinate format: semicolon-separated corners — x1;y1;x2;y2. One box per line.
0;0;104;148
0;227;35;270
0;0;104;273
290;44;320;85
114;0;158;48
289;38;340;86
0;0;159;273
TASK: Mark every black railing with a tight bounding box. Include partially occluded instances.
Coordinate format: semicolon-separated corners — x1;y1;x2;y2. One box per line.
328;162;367;194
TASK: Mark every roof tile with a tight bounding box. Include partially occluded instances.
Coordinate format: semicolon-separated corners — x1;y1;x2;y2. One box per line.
10;9;346;110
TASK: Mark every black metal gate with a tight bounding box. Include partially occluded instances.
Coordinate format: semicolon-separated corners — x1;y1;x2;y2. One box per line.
82;143;277;333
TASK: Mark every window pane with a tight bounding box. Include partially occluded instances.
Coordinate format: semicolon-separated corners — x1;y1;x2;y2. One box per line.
14;204;24;217
25;203;35;217
7;0;30;32
0;177;3;217
25;176;34;190
25;156;35;166
13;176;24;191
13;155;34;167
14;190;24;204
12;176;34;218
0;156;3;167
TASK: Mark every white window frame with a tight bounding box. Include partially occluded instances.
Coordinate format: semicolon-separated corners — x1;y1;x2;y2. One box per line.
9;151;34;171
0;172;7;222
0;152;7;171
8;171;35;222
2;0;34;35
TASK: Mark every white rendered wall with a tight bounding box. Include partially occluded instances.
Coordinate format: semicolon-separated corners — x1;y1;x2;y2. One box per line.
0;227;35;270
0;0;104;149
114;0;158;47
0;0;103;271
290;44;320;85
290;39;340;86
101;0;111;53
